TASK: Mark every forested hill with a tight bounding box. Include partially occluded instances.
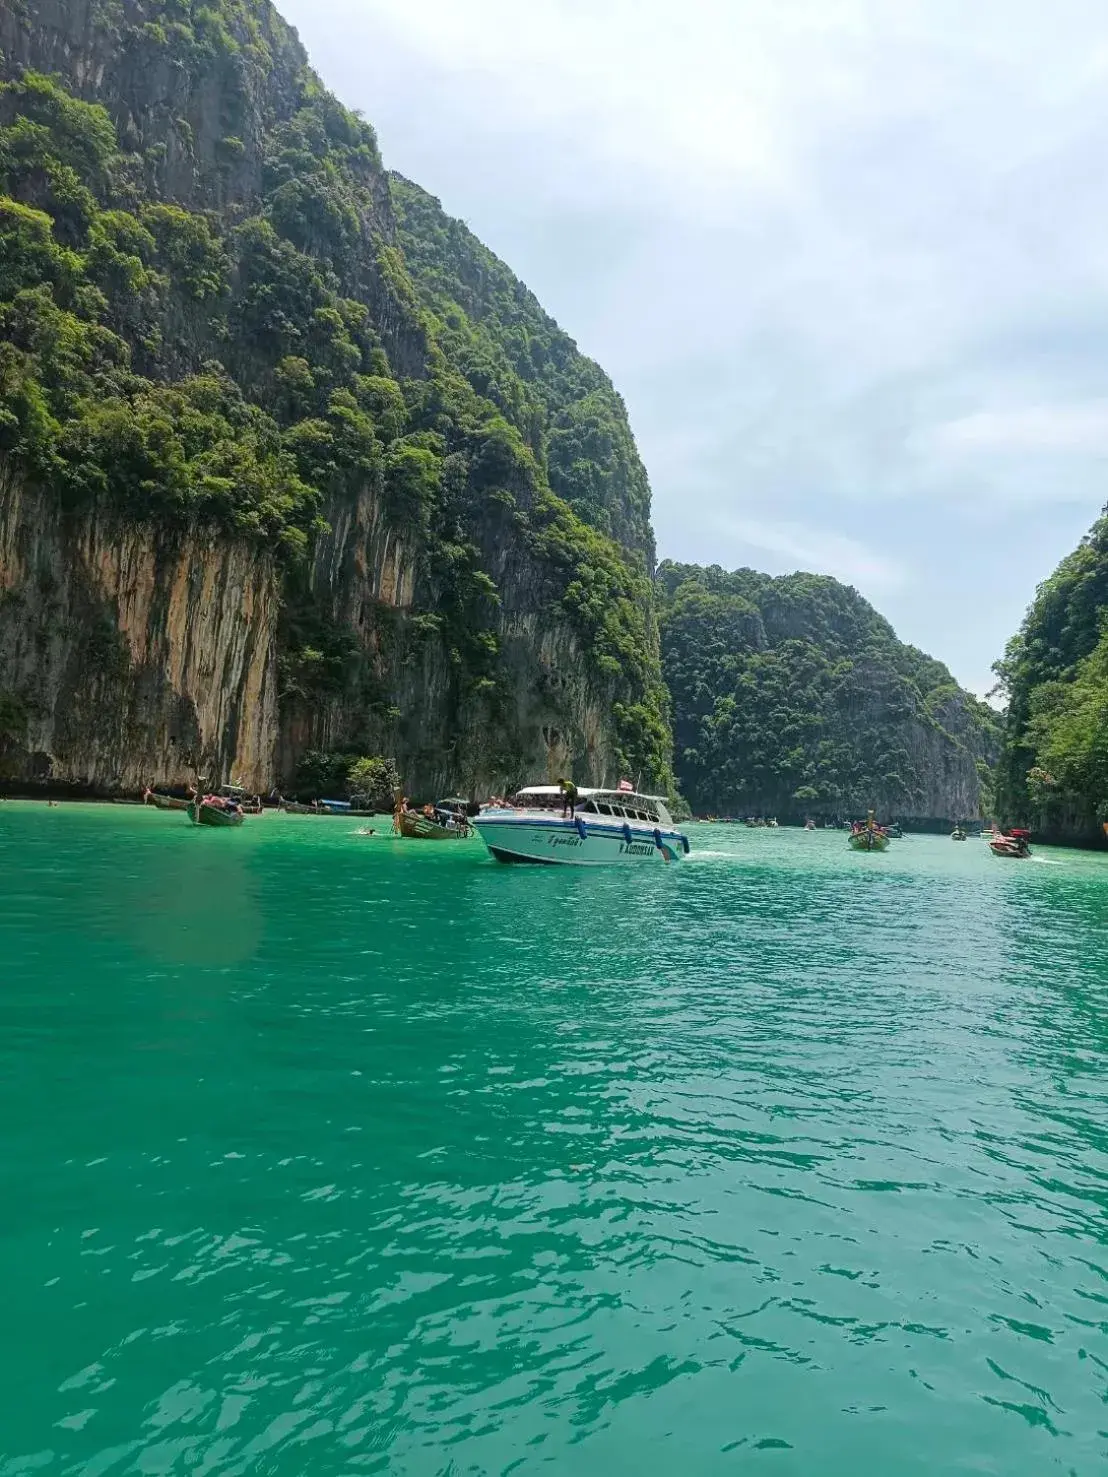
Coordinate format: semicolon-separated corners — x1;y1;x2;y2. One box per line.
390;176;654;562
0;0;672;796
993;511;1108;844
658;562;999;821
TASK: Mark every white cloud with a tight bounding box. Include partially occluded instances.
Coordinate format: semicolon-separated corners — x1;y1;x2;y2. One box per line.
930;401;1108;456
713;518;907;595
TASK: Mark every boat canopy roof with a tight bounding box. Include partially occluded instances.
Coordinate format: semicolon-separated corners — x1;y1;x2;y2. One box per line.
512;785;674;820
514;785;669;803
437;797;468;807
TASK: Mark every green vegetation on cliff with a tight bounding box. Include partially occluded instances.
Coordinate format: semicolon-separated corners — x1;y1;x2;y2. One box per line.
0;0;673;791
994;512;1108;840
658;562;998;819
390;175;654;561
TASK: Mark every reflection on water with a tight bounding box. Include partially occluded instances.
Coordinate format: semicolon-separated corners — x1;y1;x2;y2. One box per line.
0;808;1106;1475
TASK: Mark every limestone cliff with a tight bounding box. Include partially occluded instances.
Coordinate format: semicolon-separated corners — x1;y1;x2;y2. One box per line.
0;468;278;789
0;0;673;796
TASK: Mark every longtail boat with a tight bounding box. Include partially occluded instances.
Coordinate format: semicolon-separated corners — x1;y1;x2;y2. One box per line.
989;828;1031;859
848;812;889;852
395;796;472;841
188;798;245;828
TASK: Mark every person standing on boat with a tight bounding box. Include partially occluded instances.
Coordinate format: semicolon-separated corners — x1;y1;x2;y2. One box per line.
558;777;579;819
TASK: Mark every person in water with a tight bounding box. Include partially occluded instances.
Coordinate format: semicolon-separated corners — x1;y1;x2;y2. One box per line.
558;777;579;819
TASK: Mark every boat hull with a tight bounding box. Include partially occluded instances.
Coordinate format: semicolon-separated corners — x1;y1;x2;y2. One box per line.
848;831;889;852
473;815;688;866
989;841;1030;858
188;802;244;828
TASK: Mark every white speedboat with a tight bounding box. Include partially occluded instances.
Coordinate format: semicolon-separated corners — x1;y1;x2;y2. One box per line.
473;786;690;866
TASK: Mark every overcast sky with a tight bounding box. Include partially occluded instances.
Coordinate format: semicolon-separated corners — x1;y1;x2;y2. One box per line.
280;0;1108;695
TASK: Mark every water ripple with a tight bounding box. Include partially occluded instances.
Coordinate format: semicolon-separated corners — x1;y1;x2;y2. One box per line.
1;811;1107;1473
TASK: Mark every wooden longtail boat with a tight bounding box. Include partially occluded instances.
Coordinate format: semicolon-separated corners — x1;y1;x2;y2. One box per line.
848;811;889;852
989;828;1031;858
188;799;245;828
395;797;472;841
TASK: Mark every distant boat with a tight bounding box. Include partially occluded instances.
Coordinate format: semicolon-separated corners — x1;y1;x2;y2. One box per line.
884;822;904;839
282;797;376;816
951;825;968;841
804;819;816;831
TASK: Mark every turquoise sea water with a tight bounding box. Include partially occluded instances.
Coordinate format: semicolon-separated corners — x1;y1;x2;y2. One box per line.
1;803;1107;1476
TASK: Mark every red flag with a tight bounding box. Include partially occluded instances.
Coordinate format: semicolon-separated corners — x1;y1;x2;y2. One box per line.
617;779;634;793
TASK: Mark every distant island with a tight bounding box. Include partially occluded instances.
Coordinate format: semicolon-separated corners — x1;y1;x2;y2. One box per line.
657;563;998;824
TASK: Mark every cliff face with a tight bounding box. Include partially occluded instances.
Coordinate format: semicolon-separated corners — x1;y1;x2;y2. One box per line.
274;477;617;795
0;0;673;796
657;562;998;822
0;467;278;788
